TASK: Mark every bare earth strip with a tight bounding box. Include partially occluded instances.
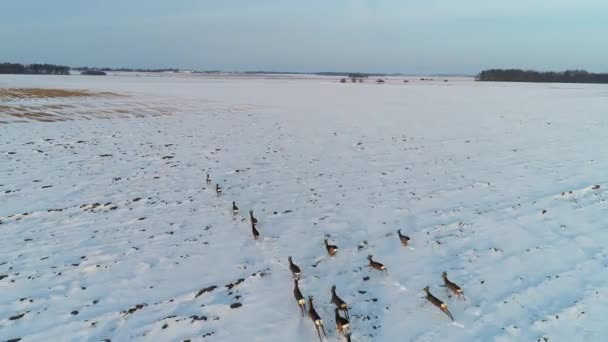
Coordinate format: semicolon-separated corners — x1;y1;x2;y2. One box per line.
0;88;173;123
0;88;118;100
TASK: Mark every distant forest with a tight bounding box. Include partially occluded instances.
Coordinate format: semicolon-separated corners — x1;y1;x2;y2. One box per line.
477;69;608;84
0;62;70;75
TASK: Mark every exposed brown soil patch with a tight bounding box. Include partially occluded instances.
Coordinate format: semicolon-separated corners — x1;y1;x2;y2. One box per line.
0;88;119;100
0;87;174;123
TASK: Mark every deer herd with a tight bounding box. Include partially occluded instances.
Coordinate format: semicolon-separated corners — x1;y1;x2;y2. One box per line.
208;173;465;341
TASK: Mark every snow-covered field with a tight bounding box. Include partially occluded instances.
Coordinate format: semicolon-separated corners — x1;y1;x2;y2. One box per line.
1;74;608;342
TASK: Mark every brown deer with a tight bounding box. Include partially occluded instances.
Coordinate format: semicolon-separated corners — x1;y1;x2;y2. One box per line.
293;279;306;316
324;239;338;256
288;256;301;279
368;255;386;271
331;285;349;319
423;286;453;321
397;229;411;247
442;271;464;299
335;308;351;341
308;296;327;342
251;220;260;240
249;210;258;225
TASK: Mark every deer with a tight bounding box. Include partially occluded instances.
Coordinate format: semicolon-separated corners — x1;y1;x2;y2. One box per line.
249;210;258;225
293;279;306;316
251;220;260;240
442;271;464;299
335;308;351;341
308;296;327;342
397;229;411;247
423;286;454;321
288;256;301;279
324;239;338;256
331;285;349;319
367;255;386;271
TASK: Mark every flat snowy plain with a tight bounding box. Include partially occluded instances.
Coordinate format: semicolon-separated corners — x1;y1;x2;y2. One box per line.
1;74;608;342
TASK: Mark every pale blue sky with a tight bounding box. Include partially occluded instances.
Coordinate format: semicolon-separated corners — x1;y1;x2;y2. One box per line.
1;0;607;73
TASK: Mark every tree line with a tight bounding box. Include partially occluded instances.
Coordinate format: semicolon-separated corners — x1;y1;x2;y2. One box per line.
477;69;608;84
0;62;70;75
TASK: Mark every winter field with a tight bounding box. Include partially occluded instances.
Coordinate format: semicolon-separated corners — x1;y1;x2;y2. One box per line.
1;74;608;342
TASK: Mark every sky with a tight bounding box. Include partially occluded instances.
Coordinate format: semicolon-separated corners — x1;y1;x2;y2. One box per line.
1;0;607;74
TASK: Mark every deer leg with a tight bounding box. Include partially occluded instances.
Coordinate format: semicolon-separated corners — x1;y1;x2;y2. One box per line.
321;324;327;336
442;308;454;321
315;325;322;342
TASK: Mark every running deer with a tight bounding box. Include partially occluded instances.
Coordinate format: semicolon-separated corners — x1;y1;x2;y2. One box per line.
331;285;349;319
249;210;258;225
293;279;306;316
335;308;351;341
368;255;386;271
288;256;301;279
397;229;411;247
442;271;464;299
251;220;260;240
324;239;338;256
423;286;454;321
308;296;327;342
